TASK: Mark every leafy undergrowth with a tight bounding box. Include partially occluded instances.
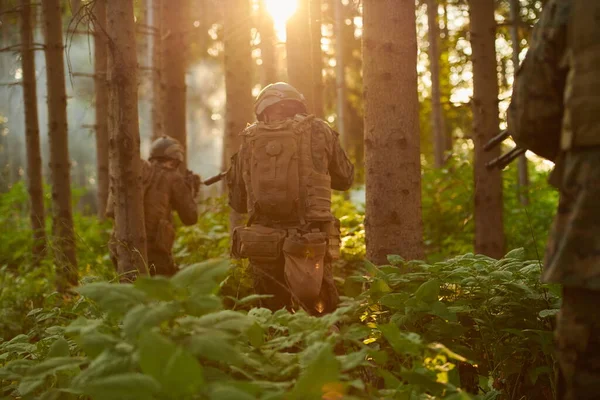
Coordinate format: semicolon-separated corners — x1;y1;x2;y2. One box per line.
0;249;559;399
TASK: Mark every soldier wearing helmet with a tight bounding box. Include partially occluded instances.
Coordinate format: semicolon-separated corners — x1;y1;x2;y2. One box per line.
228;82;354;315
107;136;199;276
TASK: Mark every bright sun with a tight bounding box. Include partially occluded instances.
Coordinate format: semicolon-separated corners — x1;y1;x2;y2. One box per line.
264;0;298;40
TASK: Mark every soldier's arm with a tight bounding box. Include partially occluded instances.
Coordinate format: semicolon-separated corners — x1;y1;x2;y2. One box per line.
322;123;354;191
508;0;570;160
171;174;198;226
227;150;248;214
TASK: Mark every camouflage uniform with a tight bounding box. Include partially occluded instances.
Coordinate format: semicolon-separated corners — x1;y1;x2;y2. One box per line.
108;137;198;276
509;1;600;397
228;84;354;315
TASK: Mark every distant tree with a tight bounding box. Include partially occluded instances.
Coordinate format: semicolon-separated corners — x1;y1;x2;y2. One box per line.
334;0;347;148
310;0;323;118
42;0;78;288
427;0;446;167
151;0;164;140
20;0;46;260
286;0;313;111
468;0;505;258
106;0;148;279
94;0;109;220
258;0;278;86
162;0;190;164
363;0;424;263
223;0;253;229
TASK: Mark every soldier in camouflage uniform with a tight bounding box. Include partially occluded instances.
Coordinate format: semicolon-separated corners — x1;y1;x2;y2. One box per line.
228;82;354;315
107;136;199;276
509;1;600;398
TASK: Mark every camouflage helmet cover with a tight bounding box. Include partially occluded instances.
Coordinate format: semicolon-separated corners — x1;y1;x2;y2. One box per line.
149;136;184;162
254;82;307;117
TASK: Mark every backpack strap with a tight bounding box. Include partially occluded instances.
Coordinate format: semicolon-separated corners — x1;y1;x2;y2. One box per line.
293;114;315;225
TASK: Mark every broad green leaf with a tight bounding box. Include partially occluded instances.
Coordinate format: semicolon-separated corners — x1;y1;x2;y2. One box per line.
134;276;177;301
387;254;405;266
378;323;422;356
337;348;369;371
184;294;223;316
76;331;118;359
171;259;230;294
186;335;242;365
246;322;265;348
397;369;447;395
19;358;85;395
79;372;160;400
122;302;180;339
379;293;409;310
138;330;204;396
78;283;147;315
47;337;70;358
209;384;256;400
290;343;340;399
539;309;559;318
193;310;253;332
415;279;440;303
504;248;525;260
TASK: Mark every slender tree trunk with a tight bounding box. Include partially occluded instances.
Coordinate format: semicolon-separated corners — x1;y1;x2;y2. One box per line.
334;0;346;148
286;0;314;112
42;0;78;288
258;0;278;85
363;0;424;264
509;0;529;206
441;0;452;153
94;0;109;220
106;0;148;279
151;0;164;140
223;0;253;229
468;0;505;258
162;0;189;162
310;0;323;118
427;0;446;167
20;0;46;260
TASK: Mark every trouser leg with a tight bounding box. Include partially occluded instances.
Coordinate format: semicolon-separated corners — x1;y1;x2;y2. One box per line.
250;259;291;312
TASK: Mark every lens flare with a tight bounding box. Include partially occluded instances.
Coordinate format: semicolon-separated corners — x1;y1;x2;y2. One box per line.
264;0;298;41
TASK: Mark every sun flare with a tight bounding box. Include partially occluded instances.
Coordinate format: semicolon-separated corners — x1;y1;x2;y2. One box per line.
264;0;298;40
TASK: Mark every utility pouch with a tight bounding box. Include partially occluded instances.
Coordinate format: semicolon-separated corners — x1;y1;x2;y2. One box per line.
323;219;341;260
283;234;326;306
155;219;175;253
232;225;286;262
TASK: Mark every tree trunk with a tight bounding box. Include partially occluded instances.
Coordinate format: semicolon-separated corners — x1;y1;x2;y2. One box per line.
363;0;424;264
162;0;189;163
286;0;313;112
468;0;505;258
94;0;109;220
334;0;346;148
441;0;452;153
223;0;253;230
20;0;46;260
509;0;529;206
42;0;78;288
310;0;323;118
258;0;278;86
151;0;164;140
427;0;446;168
106;0;148;279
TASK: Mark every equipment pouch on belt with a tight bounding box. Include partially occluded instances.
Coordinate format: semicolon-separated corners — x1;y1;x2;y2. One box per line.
283;233;327;306
155;219;175;253
232;225;286;262
323;219;341;260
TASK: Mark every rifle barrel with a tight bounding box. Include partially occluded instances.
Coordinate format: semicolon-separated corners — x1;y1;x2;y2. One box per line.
203;171;227;186
484;130;510;152
486;147;526;170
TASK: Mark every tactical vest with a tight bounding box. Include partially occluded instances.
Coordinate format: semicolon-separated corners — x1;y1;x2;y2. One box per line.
562;0;600;150
240;115;333;224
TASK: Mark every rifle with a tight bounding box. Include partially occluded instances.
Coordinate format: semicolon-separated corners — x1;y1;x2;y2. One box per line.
202;171;228;186
484;130;526;170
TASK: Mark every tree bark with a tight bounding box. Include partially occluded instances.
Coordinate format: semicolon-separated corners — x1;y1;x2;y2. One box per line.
20;0;46;260
151;0;164;140
258;0;278;86
363;0;424;264
286;0;313;112
223;0;254;229
106;0;148;279
310;0;323;118
334;0;346;148
509;0;529;206
427;0;446;168
70;0;81;17
162;0;189;163
94;0;109;220
468;0;505;258
42;0;78;288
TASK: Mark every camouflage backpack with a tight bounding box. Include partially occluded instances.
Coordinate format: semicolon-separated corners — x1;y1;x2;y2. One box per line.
240;114;333;224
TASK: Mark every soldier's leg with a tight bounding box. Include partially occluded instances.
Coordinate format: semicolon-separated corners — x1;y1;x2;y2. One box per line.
147;249;178;277
315;259;340;315
555;287;600;400
250;258;291;312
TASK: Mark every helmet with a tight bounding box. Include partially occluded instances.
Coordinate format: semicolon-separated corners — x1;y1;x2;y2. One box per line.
149;136;184;162
254;82;307;117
